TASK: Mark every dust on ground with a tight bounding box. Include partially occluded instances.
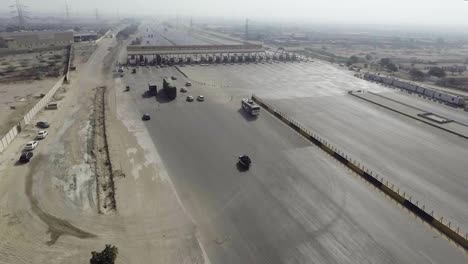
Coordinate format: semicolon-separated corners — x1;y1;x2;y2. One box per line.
0;48;68;82
0;78;62;135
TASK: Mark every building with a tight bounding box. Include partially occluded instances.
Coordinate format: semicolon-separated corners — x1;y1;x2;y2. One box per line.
73;32;98;42
0;31;73;50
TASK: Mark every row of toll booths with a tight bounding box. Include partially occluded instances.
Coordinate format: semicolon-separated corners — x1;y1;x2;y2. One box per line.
130;53;299;66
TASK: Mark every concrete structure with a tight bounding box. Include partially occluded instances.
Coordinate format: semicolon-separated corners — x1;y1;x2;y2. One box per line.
126;44;266;65
73;32;98;42
0;31;73;50
127;44;264;56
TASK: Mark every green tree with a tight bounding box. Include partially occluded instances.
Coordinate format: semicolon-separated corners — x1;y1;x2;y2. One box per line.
365;54;373;61
90;245;118;264
409;68;425;81
380;58;391;66
428;67;446;78
346;55;359;66
387;63;398;72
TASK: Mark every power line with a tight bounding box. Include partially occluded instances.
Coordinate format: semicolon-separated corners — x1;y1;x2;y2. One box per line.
10;0;28;29
65;0;70;19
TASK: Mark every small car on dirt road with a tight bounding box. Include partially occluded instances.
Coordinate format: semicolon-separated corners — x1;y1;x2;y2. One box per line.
19;152;33;163
197;95;205;102
24;141;38;151
36;130;48;139
186;95;194;102
180;87;187;93
185;82;192;86
36;121;50;128
171;76;177;80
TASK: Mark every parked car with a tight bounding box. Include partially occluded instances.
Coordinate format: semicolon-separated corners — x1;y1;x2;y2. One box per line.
19;152;33;163
238;155;252;169
37;130;48;139
171;76;177;80
24;141;38;151
142;113;151;121
36;121;50;128
186;95;194;102
185;82;192;86
180;87;187;93
197;95;205;102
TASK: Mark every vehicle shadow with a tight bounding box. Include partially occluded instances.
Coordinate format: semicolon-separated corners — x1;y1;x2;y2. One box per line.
236;162;249;172
141;91;154;98
237;108;258;122
156;91;174;104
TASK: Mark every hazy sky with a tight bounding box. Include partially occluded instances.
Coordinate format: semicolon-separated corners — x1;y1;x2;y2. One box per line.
4;0;468;26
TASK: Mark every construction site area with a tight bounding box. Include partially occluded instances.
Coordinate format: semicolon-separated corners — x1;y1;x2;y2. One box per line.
0;15;467;264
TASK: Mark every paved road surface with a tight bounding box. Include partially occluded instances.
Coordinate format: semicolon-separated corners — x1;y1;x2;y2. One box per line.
121;65;468;263
180;62;468;233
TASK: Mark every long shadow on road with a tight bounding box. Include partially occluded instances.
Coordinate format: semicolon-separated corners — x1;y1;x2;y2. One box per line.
25;154;96;245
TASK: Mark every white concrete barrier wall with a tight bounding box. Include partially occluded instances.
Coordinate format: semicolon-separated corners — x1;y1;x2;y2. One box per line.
23;76;64;124
0;76;64;153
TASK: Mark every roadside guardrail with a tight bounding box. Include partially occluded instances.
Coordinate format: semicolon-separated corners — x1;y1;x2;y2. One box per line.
251;94;468;251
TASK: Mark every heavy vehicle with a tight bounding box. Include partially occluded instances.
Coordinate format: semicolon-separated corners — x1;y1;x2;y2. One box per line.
148;84;157;96
163;78;177;100
241;98;260;116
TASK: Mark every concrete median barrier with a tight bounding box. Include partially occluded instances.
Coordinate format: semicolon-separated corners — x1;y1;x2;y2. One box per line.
251;94;468;251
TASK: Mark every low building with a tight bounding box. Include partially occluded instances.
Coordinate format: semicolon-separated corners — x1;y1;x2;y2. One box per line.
0;30;73;50
73;32;98;42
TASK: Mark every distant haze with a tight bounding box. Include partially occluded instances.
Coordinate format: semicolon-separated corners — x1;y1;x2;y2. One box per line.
3;0;468;26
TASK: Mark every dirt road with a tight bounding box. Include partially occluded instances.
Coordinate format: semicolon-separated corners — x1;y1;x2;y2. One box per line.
0;33;204;263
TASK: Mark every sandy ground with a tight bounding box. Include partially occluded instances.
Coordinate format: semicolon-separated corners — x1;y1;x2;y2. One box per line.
0;78;62;135
0;29;205;263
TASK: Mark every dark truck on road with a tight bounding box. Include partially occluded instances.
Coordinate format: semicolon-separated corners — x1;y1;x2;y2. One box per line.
148;83;157;96
163;78;177;100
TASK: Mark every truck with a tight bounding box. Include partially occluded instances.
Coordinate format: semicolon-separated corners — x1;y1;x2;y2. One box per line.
163;78;177;100
148;83;157;96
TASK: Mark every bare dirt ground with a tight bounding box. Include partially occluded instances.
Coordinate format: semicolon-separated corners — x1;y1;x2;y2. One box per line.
0;49;67;82
0;78;62;135
0;31;205;263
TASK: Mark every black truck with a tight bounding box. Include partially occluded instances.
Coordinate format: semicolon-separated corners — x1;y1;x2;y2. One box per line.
163;78;177;100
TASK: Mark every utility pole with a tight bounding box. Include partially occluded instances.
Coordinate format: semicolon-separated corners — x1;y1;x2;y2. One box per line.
245;18;249;42
65;0;70;20
11;0;28;30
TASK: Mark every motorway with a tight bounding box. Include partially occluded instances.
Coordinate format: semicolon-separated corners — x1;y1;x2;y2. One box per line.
120;63;468;263
181;62;468;234
139;22;241;47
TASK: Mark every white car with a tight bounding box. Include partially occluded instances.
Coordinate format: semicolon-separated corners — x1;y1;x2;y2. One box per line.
24;141;38;151
197;95;205;101
37;130;48;139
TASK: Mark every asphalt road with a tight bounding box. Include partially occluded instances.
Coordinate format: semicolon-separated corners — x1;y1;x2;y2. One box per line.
181;62;468;233
139;22;238;46
120;65;468;263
